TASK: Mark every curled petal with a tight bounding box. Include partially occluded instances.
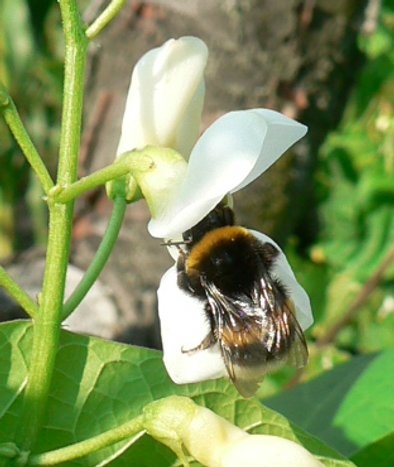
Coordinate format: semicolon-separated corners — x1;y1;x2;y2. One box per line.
148;109;307;238
117;36;207;157
233;109;307;191
157;266;226;384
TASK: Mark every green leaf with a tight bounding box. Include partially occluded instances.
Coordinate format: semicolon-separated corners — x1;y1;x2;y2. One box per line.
265;350;394;457
351;431;394;467
0;320;30;421
0;321;351;466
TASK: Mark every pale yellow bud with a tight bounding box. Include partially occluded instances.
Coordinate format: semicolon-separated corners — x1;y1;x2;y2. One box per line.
217;434;324;467
182;405;246;466
143;396;323;467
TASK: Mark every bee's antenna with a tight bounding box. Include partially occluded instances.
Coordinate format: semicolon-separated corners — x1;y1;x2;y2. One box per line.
160;239;191;247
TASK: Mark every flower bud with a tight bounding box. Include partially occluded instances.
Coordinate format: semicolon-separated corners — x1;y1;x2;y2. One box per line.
143;396;323;467
182;405;323;467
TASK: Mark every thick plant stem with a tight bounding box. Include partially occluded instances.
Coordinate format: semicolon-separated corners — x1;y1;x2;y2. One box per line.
17;204;73;451
17;0;88;452
62;196;127;319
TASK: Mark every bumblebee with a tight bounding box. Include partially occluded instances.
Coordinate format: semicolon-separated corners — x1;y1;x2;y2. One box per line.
175;203;308;397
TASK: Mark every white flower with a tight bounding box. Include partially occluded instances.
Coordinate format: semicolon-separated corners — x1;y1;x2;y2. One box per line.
117;37;307;238
152;110;311;391
118;36;313;392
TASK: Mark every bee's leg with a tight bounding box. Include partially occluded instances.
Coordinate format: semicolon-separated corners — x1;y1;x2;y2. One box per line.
181;331;216;353
176;253;193;293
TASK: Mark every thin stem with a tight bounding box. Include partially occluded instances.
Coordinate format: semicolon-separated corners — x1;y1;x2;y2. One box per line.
17;0;88;451
317;244;394;346
52;152;152;204
85;0;126;40
62;196;127;320
28;415;145;465
0;266;38;318
0;86;54;194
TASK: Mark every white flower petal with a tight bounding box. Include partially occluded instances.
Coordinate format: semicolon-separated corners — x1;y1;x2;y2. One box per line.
250;230;313;330
148;109;307;238
157;266;226;384
175;80;206;158
117;36;207;156
234;109;307;190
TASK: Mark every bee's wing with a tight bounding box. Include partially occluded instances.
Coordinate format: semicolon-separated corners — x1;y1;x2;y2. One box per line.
202;277;308;398
284;300;308;369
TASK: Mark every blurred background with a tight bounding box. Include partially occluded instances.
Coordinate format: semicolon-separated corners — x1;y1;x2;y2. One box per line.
0;0;393;401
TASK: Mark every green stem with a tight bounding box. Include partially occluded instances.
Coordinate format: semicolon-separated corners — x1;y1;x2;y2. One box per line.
0;266;38;318
85;0;126;40
0;86;54;194
62;196;126;320
52;151;152;204
17;0;88;452
28;415;145;465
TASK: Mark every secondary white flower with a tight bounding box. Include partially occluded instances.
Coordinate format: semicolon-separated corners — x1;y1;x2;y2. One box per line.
189;406;323;467
144;396;323;467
